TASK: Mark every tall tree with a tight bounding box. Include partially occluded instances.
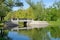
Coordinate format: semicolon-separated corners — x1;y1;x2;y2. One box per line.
5;7;35;20
26;0;45;20
0;0;23;21
53;1;60;20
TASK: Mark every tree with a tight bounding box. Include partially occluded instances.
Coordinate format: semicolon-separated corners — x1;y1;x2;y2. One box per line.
53;0;60;9
26;0;45;20
26;7;35;19
45;0;60;21
53;1;60;20
5;7;35;20
0;0;23;21
0;0;10;21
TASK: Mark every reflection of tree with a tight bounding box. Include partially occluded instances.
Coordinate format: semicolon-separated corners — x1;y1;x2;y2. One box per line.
50;27;60;38
20;28;50;40
0;29;10;40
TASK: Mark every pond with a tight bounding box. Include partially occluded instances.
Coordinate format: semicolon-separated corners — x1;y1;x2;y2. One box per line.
8;31;31;40
47;32;60;40
7;27;60;40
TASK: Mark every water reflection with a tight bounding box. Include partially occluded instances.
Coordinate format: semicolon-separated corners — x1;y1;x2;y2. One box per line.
47;32;60;40
7;27;60;40
8;31;30;40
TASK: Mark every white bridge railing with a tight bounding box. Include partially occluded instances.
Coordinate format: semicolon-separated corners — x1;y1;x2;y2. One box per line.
11;19;33;24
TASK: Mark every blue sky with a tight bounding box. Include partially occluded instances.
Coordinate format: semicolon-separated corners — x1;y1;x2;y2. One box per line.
12;0;59;11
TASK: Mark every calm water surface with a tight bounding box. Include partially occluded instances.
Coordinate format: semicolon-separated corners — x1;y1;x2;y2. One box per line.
8;31;60;40
47;32;60;40
8;31;31;40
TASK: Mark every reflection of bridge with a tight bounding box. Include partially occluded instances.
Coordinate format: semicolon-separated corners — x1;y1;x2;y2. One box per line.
11;21;49;31
11;27;32;31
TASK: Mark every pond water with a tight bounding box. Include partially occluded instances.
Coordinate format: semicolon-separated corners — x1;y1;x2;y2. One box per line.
8;31;31;40
7;27;60;40
47;32;60;40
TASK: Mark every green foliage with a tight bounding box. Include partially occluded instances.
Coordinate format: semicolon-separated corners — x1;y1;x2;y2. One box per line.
19;28;50;40
19;20;60;40
3;30;9;36
4;12;14;20
18;22;24;28
26;0;59;21
48;21;60;27
5;8;35;20
4;0;60;21
0;22;4;28
50;27;60;38
3;0;60;40
0;0;23;21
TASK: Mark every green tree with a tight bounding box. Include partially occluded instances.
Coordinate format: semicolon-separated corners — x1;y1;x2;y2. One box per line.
53;1;60;20
26;0;45;20
0;0;23;21
10;8;34;19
